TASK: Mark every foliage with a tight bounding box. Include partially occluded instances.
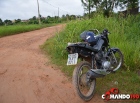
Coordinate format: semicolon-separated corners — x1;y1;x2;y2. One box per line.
100;0;119;17
42;14;140;72
42;14;140;95
96;70;140;95
4;19;13;25
119;0;139;9
15;19;21;24
0;15;75;26
81;0;101;18
81;0;139;17
0;18;4;26
0;24;56;37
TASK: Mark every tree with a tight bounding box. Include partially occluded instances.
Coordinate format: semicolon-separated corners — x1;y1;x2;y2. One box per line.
28;16;40;24
61;15;67;21
81;0;101;19
4;19;13;25
99;0;119;17
47;16;51;19
119;0;139;9
0;18;4;26
70;15;76;20
15;19;21;24
32;16;37;20
62;15;66;18
66;14;70;21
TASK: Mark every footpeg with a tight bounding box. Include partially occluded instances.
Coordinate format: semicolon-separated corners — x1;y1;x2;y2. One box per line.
107;70;116;73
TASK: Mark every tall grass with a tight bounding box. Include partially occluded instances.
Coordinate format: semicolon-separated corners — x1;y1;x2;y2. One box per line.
0;24;56;37
42;14;140;94
42;15;140;71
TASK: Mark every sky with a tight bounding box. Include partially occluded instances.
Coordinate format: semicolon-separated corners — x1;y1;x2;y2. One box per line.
0;0;84;20
0;0;139;21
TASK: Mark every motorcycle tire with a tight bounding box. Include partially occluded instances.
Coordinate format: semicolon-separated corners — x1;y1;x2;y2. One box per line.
111;49;124;71
72;61;96;101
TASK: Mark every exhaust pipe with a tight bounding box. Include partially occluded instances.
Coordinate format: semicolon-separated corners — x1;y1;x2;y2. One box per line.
87;69;106;79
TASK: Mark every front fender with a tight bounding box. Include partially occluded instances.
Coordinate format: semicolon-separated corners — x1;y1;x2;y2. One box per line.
107;47;120;56
111;48;120;53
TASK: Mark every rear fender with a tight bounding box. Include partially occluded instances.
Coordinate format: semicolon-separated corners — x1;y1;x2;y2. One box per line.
66;43;86;54
66;45;77;54
66;44;92;58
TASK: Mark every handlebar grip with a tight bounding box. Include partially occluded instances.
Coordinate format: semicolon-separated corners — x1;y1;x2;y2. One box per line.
103;29;110;35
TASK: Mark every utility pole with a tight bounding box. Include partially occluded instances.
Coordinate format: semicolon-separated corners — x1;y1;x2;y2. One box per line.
58;7;59;22
37;0;41;24
58;7;59;17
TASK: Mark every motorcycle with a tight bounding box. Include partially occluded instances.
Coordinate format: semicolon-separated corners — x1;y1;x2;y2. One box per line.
66;29;123;101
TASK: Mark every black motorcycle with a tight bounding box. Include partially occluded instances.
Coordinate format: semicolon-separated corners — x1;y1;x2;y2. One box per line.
66;29;123;101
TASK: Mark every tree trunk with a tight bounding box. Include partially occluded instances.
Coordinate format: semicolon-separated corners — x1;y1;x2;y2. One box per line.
88;0;91;19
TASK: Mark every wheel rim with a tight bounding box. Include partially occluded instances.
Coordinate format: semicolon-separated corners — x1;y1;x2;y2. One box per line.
77;65;96;97
111;51;123;71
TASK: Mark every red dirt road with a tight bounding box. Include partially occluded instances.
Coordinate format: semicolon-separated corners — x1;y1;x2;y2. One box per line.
0;25;104;103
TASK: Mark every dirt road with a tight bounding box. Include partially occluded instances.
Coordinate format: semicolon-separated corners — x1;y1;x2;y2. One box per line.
0;25;104;103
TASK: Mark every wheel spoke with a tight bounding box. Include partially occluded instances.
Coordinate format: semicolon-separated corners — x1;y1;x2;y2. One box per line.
78;65;95;96
110;50;123;71
73;61;96;101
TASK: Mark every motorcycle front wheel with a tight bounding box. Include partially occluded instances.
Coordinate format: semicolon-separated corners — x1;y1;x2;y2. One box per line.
110;49;123;71
72;61;96;101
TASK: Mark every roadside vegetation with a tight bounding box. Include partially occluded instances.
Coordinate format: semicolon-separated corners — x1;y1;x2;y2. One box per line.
42;14;140;95
0;14;79;37
0;24;56;37
1;0;139;97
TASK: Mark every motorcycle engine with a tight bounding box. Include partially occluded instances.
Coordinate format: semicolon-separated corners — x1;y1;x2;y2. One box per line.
102;60;111;69
95;51;111;70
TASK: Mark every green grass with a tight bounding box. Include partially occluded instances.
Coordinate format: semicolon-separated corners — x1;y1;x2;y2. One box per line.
0;23;56;37
41;14;140;95
96;70;140;94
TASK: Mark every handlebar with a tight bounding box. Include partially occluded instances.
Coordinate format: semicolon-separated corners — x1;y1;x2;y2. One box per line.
89;29;100;34
89;29;110;35
93;29;100;34
102;29;110;35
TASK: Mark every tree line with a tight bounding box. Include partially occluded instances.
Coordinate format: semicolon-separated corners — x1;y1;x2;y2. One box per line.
0;0;139;26
0;14;81;26
81;0;139;18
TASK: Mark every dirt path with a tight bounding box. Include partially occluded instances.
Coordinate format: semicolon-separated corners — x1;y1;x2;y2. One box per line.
0;25;104;103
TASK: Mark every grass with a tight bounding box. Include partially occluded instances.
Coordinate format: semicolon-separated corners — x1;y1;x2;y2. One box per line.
96;70;140;94
41;14;140;96
0;23;56;37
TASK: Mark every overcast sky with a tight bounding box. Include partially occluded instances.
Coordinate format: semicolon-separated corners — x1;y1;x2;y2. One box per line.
1;0;139;21
0;0;84;20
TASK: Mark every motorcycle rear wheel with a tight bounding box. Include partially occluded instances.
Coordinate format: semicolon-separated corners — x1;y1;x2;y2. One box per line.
72;61;96;101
